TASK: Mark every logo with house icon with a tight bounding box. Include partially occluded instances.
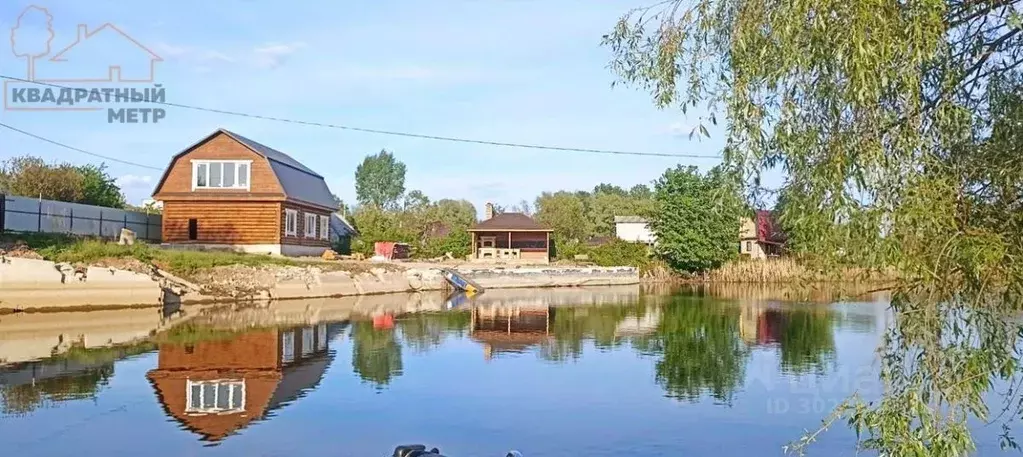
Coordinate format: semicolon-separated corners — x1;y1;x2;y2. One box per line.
10;5;162;82
6;5;166;120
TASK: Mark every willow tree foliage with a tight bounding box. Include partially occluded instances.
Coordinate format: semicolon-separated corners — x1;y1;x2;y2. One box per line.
605;0;1023;455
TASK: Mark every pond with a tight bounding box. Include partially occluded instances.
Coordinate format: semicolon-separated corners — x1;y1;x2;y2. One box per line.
0;285;1009;456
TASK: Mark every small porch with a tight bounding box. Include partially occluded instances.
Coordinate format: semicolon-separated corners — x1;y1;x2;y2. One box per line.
469;230;550;263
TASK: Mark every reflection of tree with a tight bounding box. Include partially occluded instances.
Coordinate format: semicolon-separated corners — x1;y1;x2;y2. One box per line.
769;309;836;375
0;365;113;416
398;311;471;353
541;301;648;362
633;298;749;404
350;321;403;387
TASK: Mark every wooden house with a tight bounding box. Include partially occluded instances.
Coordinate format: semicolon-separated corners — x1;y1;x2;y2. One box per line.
151;129;338;257
468;203;553;263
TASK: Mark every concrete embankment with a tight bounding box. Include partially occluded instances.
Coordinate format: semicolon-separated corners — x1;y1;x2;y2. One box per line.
0;256;639;311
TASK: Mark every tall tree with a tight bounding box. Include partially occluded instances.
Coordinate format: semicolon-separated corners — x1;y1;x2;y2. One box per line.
354;150;406;210
605;1;1023;454
534;191;591;242
650;165;744;273
77;164;125;209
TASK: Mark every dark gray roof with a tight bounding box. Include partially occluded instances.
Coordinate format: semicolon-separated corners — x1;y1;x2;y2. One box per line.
219;129;337;210
220;129;322;177
330;213;358;239
268;160;337;210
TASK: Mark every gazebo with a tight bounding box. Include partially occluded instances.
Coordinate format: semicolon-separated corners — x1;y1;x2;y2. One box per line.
467;206;553;264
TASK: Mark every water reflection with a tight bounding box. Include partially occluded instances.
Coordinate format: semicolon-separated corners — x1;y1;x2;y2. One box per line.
144;323;344;444
0;342;155;416
0;285;887;455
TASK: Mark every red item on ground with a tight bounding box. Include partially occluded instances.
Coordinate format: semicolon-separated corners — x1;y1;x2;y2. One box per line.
374;241;410;260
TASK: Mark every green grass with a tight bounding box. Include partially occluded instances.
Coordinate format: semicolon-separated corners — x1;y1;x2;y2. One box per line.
2;232;300;275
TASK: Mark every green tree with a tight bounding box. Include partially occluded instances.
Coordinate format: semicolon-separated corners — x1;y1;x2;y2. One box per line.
590;191;637;237
534;191;591;242
354;150;406;210
401;190;430;212
76;164;125;208
650;165;744;273
593;183;628;197
605;1;1023;453
0;156;86;203
628;184;652;200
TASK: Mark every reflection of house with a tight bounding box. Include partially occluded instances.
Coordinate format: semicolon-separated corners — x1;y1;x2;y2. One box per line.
468;203;553;264
739;306;787;345
740;210;786;259
470;306;552;360
145;324;343;443
614;216;656;245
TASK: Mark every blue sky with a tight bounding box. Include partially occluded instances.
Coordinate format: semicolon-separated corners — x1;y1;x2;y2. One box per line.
0;0;769;214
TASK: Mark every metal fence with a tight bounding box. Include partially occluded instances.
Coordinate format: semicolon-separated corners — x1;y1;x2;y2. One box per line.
0;194;162;242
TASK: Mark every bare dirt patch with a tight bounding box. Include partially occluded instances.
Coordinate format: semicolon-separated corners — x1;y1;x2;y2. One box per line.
0;239;43;260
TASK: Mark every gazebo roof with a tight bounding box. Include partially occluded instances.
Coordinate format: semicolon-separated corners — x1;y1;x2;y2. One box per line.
468;213;552;232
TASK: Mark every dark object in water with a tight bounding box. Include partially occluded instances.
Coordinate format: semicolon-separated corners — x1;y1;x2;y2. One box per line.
392;444;521;457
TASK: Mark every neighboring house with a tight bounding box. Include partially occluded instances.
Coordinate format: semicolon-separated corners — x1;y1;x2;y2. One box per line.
145;324;344;443
468;203;554;264
614;216;656;244
329;213;358;254
151;129;338;257
740;210;786;259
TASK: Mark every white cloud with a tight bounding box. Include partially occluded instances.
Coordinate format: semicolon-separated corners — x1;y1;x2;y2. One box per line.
116;174;153;189
252;42;306;69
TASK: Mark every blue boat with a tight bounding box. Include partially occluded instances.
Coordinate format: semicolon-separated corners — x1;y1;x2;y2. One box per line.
440;268;484;296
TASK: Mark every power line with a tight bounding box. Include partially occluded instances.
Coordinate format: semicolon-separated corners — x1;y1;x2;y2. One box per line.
0;74;722;159
0;121;164;170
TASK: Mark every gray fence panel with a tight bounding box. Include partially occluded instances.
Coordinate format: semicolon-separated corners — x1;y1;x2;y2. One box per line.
2;195;161;241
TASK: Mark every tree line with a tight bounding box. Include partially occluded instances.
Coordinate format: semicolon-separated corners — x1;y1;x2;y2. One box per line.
348;150;752;272
0;156;127;209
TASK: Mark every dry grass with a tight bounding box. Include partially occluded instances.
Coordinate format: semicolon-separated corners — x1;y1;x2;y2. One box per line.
701;257;897;284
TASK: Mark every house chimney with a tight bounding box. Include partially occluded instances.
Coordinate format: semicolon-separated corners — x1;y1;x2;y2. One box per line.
77;24;89;41
484;202;494;220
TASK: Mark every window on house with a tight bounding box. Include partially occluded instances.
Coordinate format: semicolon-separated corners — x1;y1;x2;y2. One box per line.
192;160;251;190
301;327;315;357
285;209;298;237
745;241;752;252
316;324;327;351
282;331;295;364
304;213;318;238
188;219;198;241
185;380;245;414
319;215;329;240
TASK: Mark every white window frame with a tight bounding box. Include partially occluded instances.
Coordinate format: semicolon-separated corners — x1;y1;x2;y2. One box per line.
185;379;245;415
319;214;329;240
285;209;298;237
301;327;315;357
316;324;328;351
190;160;252;191
304;212;318;238
282;330;295;364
